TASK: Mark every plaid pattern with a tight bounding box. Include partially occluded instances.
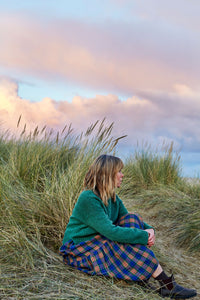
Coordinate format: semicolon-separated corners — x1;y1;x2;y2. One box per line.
60;213;159;281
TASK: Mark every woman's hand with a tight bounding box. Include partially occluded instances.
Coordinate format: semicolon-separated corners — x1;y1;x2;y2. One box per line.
144;229;155;248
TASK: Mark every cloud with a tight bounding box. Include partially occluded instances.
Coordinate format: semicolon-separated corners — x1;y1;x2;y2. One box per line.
0;79;61;132
0;11;200;95
1;78;200;155
112;0;200;32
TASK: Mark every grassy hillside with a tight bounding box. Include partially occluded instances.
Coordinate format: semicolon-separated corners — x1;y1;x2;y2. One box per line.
0;121;199;299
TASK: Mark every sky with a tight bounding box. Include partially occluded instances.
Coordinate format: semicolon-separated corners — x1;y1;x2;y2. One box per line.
1;0;200;177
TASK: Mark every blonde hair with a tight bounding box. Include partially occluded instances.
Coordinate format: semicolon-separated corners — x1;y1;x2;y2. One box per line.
84;154;124;205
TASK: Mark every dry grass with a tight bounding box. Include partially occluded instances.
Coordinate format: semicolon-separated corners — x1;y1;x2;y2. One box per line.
0;121;199;299
1;186;199;300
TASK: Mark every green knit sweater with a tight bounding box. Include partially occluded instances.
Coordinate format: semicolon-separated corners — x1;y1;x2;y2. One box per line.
62;190;153;245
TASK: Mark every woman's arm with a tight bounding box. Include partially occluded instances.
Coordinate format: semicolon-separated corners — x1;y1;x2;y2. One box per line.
75;194;149;245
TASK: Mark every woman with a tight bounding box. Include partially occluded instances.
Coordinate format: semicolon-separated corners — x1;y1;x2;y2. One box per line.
60;155;197;299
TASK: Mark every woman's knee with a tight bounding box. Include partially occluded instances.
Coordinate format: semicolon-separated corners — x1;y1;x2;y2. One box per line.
117;213;144;229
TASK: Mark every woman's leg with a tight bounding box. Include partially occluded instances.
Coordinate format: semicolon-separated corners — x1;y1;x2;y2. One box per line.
151;263;197;299
153;269;197;299
152;264;163;278
117;214;197;298
116;213;159;281
116;213;146;229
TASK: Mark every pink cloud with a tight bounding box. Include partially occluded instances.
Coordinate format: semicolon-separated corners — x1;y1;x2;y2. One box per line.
1;78;200;153
0;79;62;133
0;12;200;95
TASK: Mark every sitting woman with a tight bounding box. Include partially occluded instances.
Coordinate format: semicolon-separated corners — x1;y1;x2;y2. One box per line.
60;154;197;299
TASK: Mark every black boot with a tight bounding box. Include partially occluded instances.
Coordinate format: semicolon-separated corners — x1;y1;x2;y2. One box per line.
158;274;197;299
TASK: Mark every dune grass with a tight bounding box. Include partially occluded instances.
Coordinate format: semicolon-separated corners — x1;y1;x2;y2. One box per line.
122;141;181;192
0;121;199;299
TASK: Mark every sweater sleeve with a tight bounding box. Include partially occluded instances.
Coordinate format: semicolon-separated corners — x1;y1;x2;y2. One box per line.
76;194;149;245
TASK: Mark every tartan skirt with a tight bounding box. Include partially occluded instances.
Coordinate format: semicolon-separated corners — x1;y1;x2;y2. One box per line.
60;213;159;281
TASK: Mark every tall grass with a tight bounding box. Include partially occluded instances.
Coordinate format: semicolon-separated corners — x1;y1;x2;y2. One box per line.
0;121;199;299
174;180;200;253
120;142;200;254
126;184;200;254
122;142;181;194
0;119;125;267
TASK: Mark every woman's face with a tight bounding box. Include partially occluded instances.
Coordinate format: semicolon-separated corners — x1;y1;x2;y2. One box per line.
115;170;124;188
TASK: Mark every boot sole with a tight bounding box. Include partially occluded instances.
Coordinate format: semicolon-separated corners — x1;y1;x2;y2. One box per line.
159;291;197;299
